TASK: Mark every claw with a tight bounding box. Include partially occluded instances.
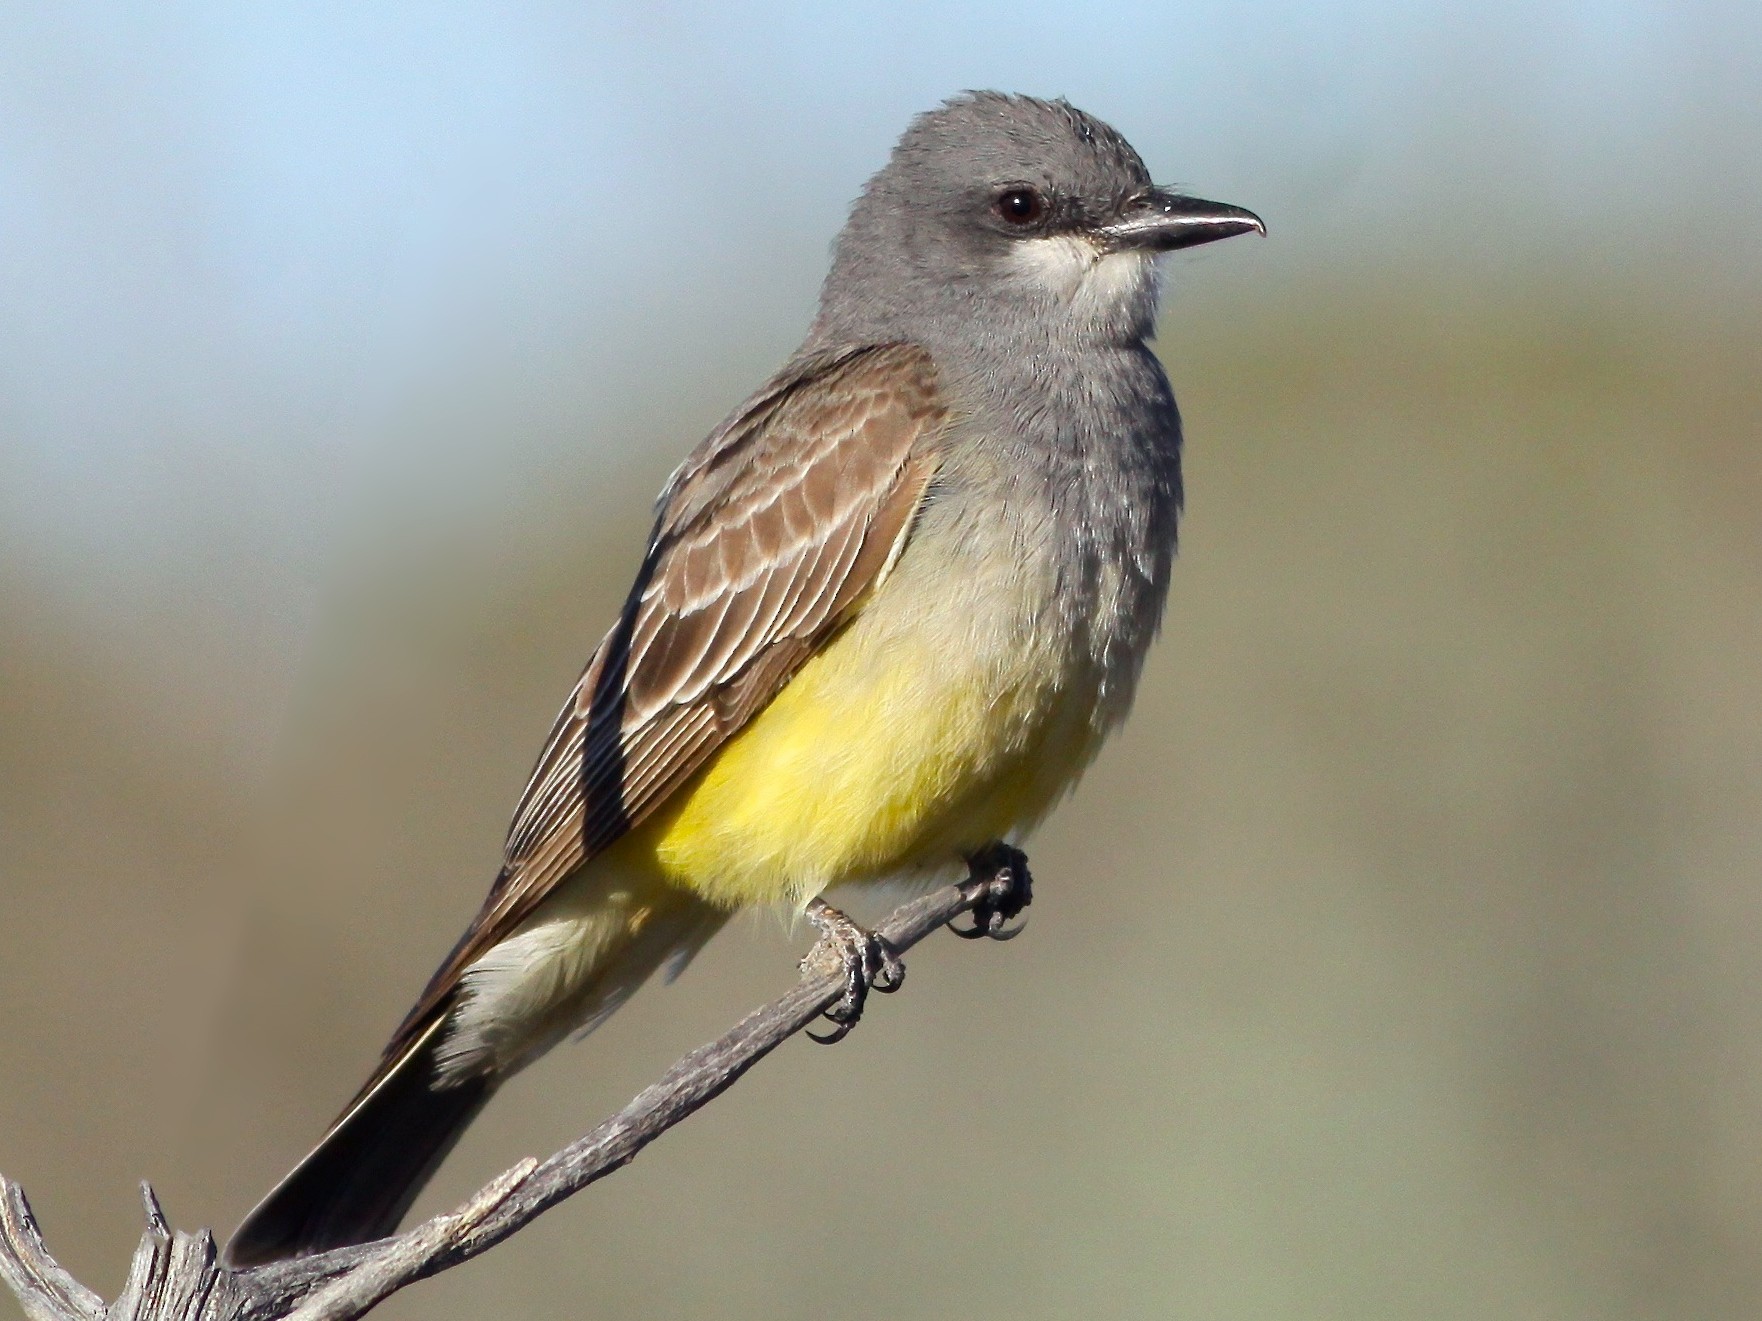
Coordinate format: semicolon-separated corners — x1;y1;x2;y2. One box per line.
950;842;1033;941
801;898;904;1044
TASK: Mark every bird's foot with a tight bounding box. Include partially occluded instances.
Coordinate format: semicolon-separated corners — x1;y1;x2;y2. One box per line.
950;842;1033;941
801;898;904;1045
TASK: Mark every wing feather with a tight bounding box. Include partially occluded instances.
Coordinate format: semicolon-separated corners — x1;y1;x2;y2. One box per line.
381;344;945;1056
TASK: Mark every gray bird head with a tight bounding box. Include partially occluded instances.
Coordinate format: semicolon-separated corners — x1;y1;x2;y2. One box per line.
809;92;1262;353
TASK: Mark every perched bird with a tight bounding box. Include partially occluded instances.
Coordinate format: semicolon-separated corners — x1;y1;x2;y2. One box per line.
227;90;1261;1266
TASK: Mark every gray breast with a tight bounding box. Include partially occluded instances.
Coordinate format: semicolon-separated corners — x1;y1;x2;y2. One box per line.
924;339;1183;722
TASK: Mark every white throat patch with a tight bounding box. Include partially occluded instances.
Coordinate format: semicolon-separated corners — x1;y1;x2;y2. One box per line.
1009;235;1160;332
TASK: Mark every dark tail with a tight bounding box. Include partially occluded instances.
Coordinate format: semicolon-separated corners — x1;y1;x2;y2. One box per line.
225;1015;493;1266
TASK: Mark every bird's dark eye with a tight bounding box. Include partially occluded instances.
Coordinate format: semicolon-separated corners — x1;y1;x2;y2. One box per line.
994;187;1046;226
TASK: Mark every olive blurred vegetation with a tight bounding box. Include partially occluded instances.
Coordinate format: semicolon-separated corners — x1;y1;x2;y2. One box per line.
3;261;1759;1321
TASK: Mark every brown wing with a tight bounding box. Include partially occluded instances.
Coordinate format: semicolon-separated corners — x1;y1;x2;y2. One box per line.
383;343;946;1056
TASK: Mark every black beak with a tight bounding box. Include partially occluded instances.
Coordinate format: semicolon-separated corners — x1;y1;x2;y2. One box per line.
1096;189;1265;253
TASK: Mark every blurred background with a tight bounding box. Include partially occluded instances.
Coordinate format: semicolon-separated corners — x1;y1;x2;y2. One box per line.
2;3;1760;1318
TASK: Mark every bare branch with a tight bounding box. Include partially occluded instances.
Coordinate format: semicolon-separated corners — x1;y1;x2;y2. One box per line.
0;1182;102;1321
280;1160;537;1321
0;860;1026;1321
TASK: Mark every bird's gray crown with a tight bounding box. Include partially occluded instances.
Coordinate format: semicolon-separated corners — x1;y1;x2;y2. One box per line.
886;91;1153;226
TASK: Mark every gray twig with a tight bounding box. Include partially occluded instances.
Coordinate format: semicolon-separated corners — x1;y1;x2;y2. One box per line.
0;863;1023;1321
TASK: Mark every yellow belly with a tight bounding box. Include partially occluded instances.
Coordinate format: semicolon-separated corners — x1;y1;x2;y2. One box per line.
633;609;1101;911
